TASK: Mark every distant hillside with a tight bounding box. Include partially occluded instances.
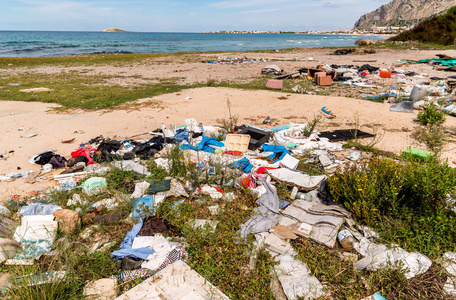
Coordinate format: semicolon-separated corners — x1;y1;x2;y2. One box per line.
353;0;456;29
102;27;131;32
389;6;456;45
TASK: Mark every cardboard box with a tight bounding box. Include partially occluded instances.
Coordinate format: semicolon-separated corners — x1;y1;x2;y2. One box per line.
317;75;332;86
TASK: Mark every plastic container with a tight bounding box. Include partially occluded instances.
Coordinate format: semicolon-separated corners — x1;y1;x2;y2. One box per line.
238;127;270;150
290;186;298;200
338;228;356;250
410;85;428;101
379;70;391;78
361;292;388;300
225;134;250;152
402;147;434;161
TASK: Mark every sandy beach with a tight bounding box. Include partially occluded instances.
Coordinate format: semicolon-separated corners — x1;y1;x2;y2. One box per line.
1;47;456;202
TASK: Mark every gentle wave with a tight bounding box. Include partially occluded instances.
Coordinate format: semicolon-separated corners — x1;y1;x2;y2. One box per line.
0;31;385;57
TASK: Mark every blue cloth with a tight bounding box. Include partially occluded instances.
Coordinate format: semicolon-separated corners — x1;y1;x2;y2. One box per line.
197;136;224;153
180;136;224;153
262;144;290;162
228;158;253;173
173;128;189;143
269;124;291;132
132;195;155;221
180;143;197;152
111;219;155;260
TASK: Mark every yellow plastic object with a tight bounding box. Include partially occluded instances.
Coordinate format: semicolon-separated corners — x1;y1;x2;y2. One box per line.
225;134;251;152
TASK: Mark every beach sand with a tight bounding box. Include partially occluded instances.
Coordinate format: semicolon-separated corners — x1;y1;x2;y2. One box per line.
1;48;456;202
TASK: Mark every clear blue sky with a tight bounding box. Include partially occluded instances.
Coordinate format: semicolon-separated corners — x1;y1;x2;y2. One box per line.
0;0;390;32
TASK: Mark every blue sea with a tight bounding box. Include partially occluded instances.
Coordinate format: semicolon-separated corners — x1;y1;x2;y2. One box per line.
0;31;384;57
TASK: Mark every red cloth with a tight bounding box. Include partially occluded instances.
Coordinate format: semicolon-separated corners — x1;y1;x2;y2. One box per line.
257;167;267;174
71;146;97;165
224;150;243;157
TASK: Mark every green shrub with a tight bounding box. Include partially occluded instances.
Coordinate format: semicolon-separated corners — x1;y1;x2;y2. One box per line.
417;103;446;126
146;160;167;183
389;6;456;45
330;157;456;222
105;167;143;193
330;157;456;256
412;124;448;153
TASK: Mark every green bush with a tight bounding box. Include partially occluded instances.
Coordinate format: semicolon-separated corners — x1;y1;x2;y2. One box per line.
105;167;143;193
329;157;456;256
412;124;447;153
417;103;446;126
330;157;456;221
389;6;456;45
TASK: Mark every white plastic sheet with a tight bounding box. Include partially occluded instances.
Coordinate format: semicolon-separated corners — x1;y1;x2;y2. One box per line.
274;254;325;300
354;238;432;279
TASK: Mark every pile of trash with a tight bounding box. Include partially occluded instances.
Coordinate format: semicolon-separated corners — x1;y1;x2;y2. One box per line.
332;48;377;55
0;113;442;299
203;57;265;65
261;54;456;117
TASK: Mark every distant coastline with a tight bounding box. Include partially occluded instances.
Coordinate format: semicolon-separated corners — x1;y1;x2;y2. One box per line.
203;30;398;35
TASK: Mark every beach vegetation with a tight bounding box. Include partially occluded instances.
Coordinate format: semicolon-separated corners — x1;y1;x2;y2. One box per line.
216;98;239;133
417;103;446;126
330;156;456;258
389;6;456;46
1;144;454;299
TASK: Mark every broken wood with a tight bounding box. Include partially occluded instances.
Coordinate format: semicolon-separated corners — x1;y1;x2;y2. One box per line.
353;60;377;62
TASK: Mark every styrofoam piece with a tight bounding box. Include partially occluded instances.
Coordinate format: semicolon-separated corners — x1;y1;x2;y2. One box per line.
225;134;250;152
410;85;428;101
13;215;57;242
53;171;92;180
115;261;229;300
279;154;299;169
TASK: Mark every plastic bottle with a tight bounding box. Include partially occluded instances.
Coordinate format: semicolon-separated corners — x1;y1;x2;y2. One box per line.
290;186;298;199
361;292;387;300
338;228;357;250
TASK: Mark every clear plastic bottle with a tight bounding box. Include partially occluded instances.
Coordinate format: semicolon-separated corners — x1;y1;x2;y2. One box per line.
338;228;357;250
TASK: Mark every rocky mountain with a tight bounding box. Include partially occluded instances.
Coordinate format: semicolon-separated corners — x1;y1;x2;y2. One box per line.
354;0;456;29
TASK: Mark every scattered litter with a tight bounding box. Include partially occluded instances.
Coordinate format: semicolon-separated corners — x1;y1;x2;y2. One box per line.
266;79;283;90
84;278;117;300
361;292;388;300
262;65;283;75
274;254;326;300
321;106;336;119
115;261;229;300
81;177;107;195
61;138;75;144
20;132;37;139
19;87;53;93
354;237;432;279
389;101;414;113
